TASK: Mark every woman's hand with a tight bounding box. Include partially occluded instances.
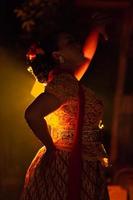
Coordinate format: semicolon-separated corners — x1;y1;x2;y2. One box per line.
91;12;110;41
94;25;108;41
44;145;56;163
42;145;56;165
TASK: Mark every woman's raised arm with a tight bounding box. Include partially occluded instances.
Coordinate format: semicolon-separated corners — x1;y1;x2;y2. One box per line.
74;26;107;81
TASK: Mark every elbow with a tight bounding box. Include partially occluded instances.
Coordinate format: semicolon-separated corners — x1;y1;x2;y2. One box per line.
24;106;33;123
24;106;40;124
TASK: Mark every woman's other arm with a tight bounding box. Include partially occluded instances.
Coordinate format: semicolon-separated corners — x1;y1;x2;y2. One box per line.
25;92;61;151
75;26;107;80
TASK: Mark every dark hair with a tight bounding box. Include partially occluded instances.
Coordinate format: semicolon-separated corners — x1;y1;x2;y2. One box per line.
26;31;62;82
26;28;78;82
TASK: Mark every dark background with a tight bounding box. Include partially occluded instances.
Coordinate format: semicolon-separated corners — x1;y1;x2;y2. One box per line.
0;0;133;199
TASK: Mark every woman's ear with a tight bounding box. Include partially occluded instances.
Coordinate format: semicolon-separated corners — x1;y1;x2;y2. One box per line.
52;52;64;64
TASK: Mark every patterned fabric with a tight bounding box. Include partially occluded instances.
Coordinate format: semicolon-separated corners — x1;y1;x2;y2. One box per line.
21;72;109;200
45;73;79;148
21;147;109;200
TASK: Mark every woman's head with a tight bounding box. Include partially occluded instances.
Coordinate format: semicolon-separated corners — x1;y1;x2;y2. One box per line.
27;31;85;82
52;32;85;68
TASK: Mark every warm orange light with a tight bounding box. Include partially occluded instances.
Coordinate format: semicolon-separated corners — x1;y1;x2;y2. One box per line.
27;53;36;61
45;113;61;142
102;157;109;167
108;185;127;200
31;80;45;97
74;61;89;81
45;107;71;143
46;114;59;127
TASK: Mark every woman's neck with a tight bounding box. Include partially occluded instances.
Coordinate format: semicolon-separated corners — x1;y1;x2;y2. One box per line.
48;67;73;82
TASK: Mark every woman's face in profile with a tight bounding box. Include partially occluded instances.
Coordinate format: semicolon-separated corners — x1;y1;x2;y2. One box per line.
57;33;85;66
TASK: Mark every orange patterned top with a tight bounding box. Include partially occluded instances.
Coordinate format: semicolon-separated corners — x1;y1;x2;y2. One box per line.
45;72;108;161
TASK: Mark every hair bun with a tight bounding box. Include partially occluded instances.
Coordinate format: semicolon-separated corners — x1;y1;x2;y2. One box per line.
26;42;54;83
26;43;45;61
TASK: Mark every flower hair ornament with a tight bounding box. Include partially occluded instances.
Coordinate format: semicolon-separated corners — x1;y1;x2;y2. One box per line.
26;43;53;85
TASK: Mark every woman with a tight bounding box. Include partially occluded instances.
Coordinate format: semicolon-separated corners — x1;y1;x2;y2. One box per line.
21;26;110;200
